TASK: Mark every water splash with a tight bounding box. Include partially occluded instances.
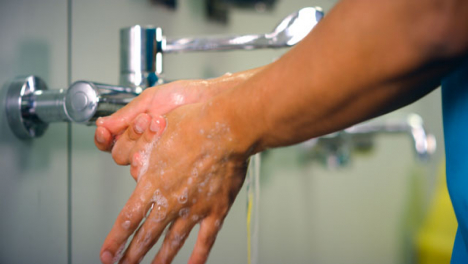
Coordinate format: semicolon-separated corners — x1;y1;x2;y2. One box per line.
246;153;261;264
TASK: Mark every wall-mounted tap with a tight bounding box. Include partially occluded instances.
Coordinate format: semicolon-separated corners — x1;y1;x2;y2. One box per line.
119;7;324;89
4;7;324;139
300;114;437;168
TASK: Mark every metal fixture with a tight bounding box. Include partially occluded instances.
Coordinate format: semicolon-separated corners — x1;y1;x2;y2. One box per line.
5;76;135;139
4;7;323;139
301;114;437;168
119;7;324;88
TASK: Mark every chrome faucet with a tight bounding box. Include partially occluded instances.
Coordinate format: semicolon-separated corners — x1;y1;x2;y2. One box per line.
6;7;323;138
300;114;437;168
119;7;324;89
4;7;324;139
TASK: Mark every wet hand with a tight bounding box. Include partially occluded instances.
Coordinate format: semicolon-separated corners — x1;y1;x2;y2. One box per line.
94;70;257;153
94;79;212;152
100;102;250;264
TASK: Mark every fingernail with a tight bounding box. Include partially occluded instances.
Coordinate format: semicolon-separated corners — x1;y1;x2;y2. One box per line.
96;116;110;126
96;117;104;126
96;131;105;144
135;121;145;134
150;118;160;133
135;123;145;134
135;116;148;134
100;251;113;263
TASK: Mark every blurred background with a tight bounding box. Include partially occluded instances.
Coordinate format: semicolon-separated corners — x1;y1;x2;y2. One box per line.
0;0;456;263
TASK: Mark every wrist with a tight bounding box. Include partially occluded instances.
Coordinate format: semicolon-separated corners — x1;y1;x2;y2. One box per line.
203;88;267;159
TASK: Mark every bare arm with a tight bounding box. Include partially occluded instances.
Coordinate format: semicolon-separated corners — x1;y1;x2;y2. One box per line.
98;1;468;263
217;0;468;154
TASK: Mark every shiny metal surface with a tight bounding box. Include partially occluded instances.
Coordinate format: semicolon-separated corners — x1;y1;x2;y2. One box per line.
119;7;324;88
120;26;161;89
65;81;99;123
5;76;137;138
164;7;323;53
302;114;437;168
5;76;50;139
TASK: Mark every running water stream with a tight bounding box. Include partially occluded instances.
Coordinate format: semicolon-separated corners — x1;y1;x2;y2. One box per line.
246;153;261;264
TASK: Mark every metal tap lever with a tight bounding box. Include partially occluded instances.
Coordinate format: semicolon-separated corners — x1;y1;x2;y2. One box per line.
302;114;437;168
119;7;324;88
6;7;325;139
163;7;324;53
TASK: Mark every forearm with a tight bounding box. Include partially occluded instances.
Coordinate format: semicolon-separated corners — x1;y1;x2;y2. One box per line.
214;0;468;154
205;66;264;96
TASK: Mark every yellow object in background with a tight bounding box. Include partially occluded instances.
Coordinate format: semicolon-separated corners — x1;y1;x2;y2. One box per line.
417;161;458;264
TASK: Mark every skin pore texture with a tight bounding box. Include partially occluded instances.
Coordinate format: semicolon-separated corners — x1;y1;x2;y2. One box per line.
96;0;468;263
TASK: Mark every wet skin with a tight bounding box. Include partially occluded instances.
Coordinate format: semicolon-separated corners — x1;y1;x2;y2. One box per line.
95;70;260;264
95;0;468;262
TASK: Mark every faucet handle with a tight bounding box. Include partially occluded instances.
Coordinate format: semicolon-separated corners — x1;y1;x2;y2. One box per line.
65;81;136;124
5;75;138;139
163;7;324;53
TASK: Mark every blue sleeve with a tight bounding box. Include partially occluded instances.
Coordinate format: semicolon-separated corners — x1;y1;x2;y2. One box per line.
442;59;468;261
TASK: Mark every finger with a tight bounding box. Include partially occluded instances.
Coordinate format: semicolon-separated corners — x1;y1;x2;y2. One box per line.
94;126;114;152
152;217;197;264
129;116;167;180
100;181;156;264
142;115;167;143
130;151;143;181
119;187;176;263
188;215;224;264
129;113;152;141
118;217;169;264
111;113;151;165
96;88;154;135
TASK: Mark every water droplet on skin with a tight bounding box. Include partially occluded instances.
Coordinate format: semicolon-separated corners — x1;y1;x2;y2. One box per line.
124;211;132;219
132;155;140;167
143;202;155;218
191;215;199;222
171;233;186;248
178;188;188;204
151;210;166;223
150;118;161;133
142;231;152;245
179;208;190;219
122;220;131;229
214;219;221;228
188;177;193;184
113;243;126;263
191;168;198;177
149;189;168;222
171;93;185;105
192;198;197;204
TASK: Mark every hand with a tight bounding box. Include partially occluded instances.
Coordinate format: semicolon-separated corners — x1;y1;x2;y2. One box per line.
99;102;252;264
95;69;261;154
94;79;213;154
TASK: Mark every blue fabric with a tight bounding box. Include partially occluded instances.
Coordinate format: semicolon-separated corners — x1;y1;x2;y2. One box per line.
442;59;468;263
